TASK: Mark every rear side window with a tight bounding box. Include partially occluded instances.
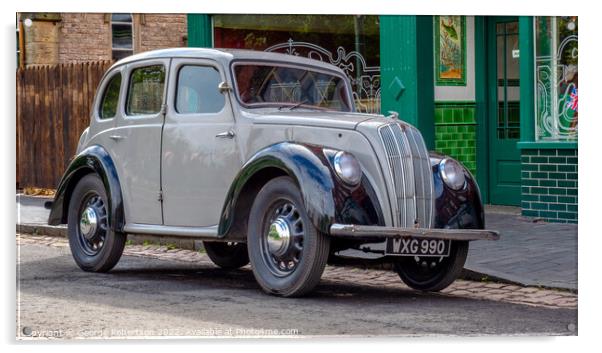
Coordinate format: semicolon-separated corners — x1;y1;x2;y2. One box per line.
126;65;165;115
176;65;225;114
99;73;121;119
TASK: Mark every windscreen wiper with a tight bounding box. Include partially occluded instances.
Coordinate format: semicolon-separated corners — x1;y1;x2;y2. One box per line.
278;99;308;111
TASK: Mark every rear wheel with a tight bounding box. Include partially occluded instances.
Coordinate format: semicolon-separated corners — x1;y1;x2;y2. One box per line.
67;173;126;272
247;176;330;297
393;241;468;292
203;241;249;269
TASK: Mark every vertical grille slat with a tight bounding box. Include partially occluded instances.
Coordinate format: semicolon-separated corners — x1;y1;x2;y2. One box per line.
378;123;434;228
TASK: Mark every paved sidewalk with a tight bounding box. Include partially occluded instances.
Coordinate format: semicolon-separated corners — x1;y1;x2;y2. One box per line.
16;194;578;290
465;209;577;290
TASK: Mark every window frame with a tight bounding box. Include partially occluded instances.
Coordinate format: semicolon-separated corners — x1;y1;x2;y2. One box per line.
111;13;134;61
174;64;226;116
125;63;167;118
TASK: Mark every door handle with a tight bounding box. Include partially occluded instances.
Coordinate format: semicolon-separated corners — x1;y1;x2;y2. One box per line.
216;130;235;139
109;135;125;141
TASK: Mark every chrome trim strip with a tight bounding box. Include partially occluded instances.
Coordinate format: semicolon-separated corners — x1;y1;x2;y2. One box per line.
393;123;416;227
123;223;219;238
378;123;434;229
405;125;435;228
329;224;500;241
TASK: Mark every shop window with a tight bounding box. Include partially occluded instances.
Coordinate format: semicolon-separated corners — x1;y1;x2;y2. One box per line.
111;13;134;61
535;16;578;141
213;15;381;113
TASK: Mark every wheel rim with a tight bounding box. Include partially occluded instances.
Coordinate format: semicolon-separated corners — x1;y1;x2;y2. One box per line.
260;200;304;277
77;192;108;256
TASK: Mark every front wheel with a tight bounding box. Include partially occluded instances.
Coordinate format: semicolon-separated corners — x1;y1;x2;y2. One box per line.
247;176;330;297
393;241;469;292
67;173;126;272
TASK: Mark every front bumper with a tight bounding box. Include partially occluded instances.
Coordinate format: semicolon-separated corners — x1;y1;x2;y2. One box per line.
329;224;500;241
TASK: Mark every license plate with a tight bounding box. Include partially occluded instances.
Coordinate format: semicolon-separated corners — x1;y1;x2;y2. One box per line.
385;238;451;257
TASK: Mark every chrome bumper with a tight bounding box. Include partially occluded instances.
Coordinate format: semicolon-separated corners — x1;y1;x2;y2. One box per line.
329;224;500;241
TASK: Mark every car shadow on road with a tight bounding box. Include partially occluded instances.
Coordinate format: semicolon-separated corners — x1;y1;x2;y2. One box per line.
20;251;465;305
85;262;475;305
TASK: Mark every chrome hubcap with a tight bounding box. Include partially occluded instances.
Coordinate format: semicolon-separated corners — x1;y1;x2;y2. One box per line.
77;193;108;256
80;206;98;240
261;201;305;277
267;217;291;257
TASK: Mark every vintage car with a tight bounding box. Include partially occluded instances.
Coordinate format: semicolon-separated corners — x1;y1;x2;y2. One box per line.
48;48;499;297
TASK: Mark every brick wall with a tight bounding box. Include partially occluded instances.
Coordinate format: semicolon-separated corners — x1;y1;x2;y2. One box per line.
23;20;61;65
138;14;188;52
23;13;188;65
59;13;111;63
434;102;477;175
521;148;578;223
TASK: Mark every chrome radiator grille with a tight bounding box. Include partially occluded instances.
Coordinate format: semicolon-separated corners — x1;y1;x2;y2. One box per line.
378;123;435;228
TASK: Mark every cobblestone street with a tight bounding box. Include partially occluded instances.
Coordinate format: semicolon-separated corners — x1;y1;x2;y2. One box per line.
18;234;577;310
16;233;578;338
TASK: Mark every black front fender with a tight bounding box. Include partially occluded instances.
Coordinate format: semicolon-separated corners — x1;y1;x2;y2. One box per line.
218;142;382;237
47;145;125;232
430;152;485;230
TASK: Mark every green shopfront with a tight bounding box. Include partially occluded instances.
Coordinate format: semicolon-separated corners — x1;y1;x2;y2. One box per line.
187;14;578;223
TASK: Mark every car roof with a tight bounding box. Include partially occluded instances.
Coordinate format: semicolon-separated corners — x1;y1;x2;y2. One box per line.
107;48;347;76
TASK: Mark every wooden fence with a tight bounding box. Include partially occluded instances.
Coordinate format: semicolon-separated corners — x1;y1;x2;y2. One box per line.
16;60;113;189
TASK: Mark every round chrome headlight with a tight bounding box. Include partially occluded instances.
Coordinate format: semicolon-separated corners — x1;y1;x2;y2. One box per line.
439;158;466;190
333;151;362;186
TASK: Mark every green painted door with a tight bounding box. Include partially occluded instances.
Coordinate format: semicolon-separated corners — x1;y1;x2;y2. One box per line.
487;17;521;206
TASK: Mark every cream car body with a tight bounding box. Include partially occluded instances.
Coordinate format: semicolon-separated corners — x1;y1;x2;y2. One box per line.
49;48;498;297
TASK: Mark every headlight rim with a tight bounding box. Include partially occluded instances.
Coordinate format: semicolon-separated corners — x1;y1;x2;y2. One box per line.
332;151;362;186
439;158;467;191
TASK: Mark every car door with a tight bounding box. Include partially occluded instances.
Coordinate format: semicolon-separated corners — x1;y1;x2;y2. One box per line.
161;58;243;227
110;59;169;225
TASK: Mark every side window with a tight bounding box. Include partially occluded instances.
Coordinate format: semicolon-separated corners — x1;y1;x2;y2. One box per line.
176;66;225;114
126;65;165;116
99;73;122;120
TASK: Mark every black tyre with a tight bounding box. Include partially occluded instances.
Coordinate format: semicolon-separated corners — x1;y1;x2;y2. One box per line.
247;176;330;297
67;173;126;272
393;241;469;292
203;241;249;269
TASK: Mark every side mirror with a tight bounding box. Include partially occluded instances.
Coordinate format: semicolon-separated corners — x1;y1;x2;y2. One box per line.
218;82;232;94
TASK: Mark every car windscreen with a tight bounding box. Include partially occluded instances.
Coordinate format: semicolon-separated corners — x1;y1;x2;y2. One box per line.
232;62;352;112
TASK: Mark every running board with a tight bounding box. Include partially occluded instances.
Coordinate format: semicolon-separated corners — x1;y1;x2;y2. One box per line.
123;223;219;238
